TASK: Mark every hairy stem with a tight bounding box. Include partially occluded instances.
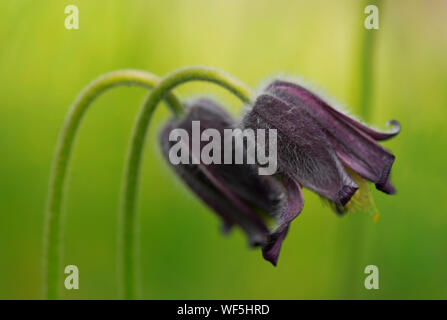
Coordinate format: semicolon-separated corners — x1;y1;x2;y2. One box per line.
43;70;183;300
120;66;253;299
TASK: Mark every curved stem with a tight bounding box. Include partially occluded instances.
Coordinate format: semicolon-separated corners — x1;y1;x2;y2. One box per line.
120;66;253;299
43;70;183;300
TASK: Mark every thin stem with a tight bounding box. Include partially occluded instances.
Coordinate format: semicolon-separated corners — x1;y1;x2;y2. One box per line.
358;17;377;121
43;70;182;300
352;0;382;299
120;66;253;299
341;0;380;298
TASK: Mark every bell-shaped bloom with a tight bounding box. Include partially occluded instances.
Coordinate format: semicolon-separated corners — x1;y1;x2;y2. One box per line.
242;80;400;213
159;99;302;265
159;80;400;266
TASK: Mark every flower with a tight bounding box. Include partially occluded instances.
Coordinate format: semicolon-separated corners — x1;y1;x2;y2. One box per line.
159;99;301;264
160;79;400;266
242;79;400;226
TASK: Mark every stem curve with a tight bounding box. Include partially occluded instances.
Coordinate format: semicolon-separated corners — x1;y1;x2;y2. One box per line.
43;70;182;300
120;66;253;299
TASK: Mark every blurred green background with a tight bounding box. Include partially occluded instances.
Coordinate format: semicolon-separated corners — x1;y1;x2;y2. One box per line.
1;0;446;299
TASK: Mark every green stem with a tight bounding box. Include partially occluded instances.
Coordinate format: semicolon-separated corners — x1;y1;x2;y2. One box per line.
120;66;253;299
43;70;182;300
358;15;377;121
341;0;379;298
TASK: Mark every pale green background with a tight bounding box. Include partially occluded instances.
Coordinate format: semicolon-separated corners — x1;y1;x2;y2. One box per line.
0;0;446;299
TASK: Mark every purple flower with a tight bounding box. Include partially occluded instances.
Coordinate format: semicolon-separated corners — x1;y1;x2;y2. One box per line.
159;99;301;264
242;80;400;261
160;79;400;266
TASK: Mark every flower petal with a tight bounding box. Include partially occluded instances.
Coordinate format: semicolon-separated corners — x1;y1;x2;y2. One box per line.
262;227;289;266
243;94;358;205
348;120;401;141
160;98;285;245
262;176;304;266
274;176;304;233
267;81;397;194
267;81;401;141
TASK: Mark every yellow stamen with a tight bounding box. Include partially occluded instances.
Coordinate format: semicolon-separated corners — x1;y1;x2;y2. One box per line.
341;168;379;217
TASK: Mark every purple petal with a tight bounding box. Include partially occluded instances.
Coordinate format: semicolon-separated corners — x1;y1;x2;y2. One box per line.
160;98;285;245
198;164;270;245
208;163;285;219
262;227;289;266
275;176;304;233
173;99;285;214
377;176;396;195
267;81;401;141
243;94;358;206
262;176;304;266
348;120;401;141
267;81;397;194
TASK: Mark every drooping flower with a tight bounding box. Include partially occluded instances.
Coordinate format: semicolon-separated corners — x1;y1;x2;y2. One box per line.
159;98;302;264
242;79;400;236
159;79;400;266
